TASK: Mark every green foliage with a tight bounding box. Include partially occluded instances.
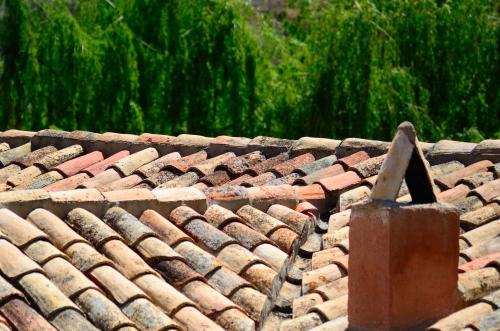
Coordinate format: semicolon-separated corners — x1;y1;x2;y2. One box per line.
0;0;498;142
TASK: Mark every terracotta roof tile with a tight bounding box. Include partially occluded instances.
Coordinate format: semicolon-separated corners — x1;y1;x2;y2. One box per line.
181;280;239;316
0;298;57;331
460;237;500;262
461;202;500;228
16;170;64;190
457;267;499;305
12;146;57;167
23;240;67;266
471;178;500;203
0;164;21;183
157;171;200;188
112;148;159;176
135;236;183;263
436;160;493;189
189;152;236;177
293;293;324;318
135;132;176;144
52;151;104;177
75;289;136;330
134;152;181;177
428;140;478;164
291;137;341;158
237;205;291;237
458;253;500;273
199;170;232;187
312;277;348;301
0;209;48;247
223;222;274;251
293;155;337;176
103;207;158;246
102;239;158;280
7;165;43;187
459;171;495;189
317;171;362;193
0;143;9;153
208;136;251;155
267;204;311;234
308;294;347;321
302;264;344;294
439;183;471;203
121;297;180;330
428;302;494;331
173;306;223;331
269;227;299;253
44;173;90;191
247;185;297;210
82;150;130;176
155;259;204;288
66;208;120;248
64;242;114;273
245;153;290;176
271;153;315;177
247;136;294;156
336;186;370;211
99;174;144;192
42;257;98;297
79;168;122;189
0;274;24;304
34;145;83;170
0;143;31;167
140;210;192;246
27;209;87;250
216;152;266;176
348;154;386;178
336;138;389;158
241;172;277;187
90;265;146;305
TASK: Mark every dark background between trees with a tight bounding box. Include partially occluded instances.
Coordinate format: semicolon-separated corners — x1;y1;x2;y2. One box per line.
0;0;499;142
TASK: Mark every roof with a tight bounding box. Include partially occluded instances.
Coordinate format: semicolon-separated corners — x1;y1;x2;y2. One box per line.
0;128;497;331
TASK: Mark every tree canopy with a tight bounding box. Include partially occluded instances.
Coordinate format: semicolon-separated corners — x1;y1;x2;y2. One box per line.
0;0;499;142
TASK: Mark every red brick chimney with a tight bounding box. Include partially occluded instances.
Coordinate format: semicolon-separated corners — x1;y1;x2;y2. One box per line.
348;122;460;330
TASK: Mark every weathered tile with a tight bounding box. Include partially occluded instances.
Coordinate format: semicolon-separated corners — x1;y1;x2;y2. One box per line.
336;138;389;158
311;248;345;270
308;294;347;321
253;243;288;272
0;164;21;183
271;154;316;177
267;204;311;234
188;152;236;176
438;184;470;203
205;185;250;211
460;219;499;248
181;217;238;252
223;222;274;250
140;209;192;246
112;148;159;176
79;168;122;189
16;170;64;190
101;132;138;143
204;204;244;228
336;185;370;211
173;134;213;155
309;316;348;331
44;173;90;191
246;153;289;176
436;160;493;189
293;184;327;211
472;178;500;203
291;137;341;158
428;302;493;331
13;146;58;167
312;276;348;300
279;312;323;331
293;293;324;318
207;266;251;297
90;265;146;305
121;298;178;331
459;171;494;189
231;286;271;324
135;237;182;263
165;150;208;174
287;256;311;284
427;140;478;164
174;241;220;276
349;154;386;178
459;253;500;273
458;267;499;305
181;280;238;316
217;151;266;176
208;135;251;155
0;209;48;247
468;309;500;331
0;143;9;152
102;240;157;280
225;173;254;186
153;187;207;213
217;244;267;274
248;185;297;210
199;170;231;187
64;242;114;273
317;171;362;193
75;289;136;330
157;172;199;188
461;203;500;228
82;150;130;176
299;232;323;258
240;262;279;297
294;155;337;176
66;208;121;248
0;143;31;166
103;207;158;246
24;241;68;266
237;205;291;236
328;210;351;233
134;273;195;315
264;173;301;186
247;136;295;156
0;274;24;302
18;272;80;317
241;172;277;187
454;195;484;214
269;227;300;253
460;237;500;262
43;257;98;297
156;259;204;287
0;298;57;331
53;151;104;177
100;174;143;192
174;306;223;331
7;165;43;187
35;145;83;170
275;281;302;312
134;152;181;177
302;264;344;294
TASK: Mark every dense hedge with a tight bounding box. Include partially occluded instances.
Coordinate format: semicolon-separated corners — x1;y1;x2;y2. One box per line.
0;0;498;141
